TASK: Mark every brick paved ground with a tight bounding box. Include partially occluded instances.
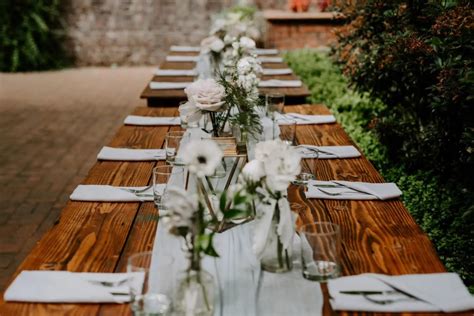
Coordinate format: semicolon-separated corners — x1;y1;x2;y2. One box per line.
0;67;154;290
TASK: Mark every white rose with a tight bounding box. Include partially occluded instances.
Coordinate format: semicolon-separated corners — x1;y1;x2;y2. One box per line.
239;36;256;50
241;159;266;182
184;79;225;112
247;26;261;41
201;36;225;54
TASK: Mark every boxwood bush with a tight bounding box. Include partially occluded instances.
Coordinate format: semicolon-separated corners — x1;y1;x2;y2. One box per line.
285;49;473;291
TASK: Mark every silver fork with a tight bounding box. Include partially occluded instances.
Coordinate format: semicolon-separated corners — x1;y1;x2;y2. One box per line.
363;293;418;305
296;145;337;157
120;184;153;194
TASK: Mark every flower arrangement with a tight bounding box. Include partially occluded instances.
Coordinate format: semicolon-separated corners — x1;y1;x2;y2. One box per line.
179;78;228;137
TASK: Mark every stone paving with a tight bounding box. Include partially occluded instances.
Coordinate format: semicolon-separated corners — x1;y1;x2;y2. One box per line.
0;67;154;290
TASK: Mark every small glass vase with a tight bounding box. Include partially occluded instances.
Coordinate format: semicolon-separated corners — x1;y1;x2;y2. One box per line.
260;203;293;273
174;269;215;316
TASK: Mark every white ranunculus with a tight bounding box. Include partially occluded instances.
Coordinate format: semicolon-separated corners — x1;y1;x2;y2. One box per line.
181;140;224;177
184;79;225;112
200;36;225;54
163;187;198;230
239;36;256;50
255;140;302;192
241;159;266;182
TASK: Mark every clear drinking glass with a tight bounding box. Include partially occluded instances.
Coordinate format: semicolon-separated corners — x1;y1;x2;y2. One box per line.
152;165;185;210
277;117;296;145
165;131;187;165
265;93;285;119
298;222;341;282
127;252;172;316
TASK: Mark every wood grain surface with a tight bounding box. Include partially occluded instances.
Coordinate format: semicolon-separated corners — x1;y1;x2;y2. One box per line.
0;105;468;316
141;51;311;106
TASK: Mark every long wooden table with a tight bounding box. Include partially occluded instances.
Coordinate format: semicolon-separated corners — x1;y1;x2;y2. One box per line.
0;104;467;315
140;51;311;106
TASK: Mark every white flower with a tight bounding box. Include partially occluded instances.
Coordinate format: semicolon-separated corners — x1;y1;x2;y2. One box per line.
181;140;224;177
200;36;225;54
178;101;202;123
239;36;256;50
241;159;265;182
237;57;252;73
255;140;302;192
246;26;261;41
163;187;198;230
184;79;225;112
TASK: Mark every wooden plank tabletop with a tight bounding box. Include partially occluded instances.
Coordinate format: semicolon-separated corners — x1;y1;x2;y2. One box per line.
140;51;311;106
0;105;468;316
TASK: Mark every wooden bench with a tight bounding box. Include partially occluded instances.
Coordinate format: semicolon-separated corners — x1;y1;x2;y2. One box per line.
1;105;465;315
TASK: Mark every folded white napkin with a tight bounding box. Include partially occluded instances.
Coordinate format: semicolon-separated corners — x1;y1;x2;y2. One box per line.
170;45;201;52
154;68;197;76
262;68;293;75
329;273;474;313
166;55;199;62
70;184;155;202
4;270;144;303
97;146;166;161
259;80;302;88
305;180;402;200
254;48;279;55
149;81;190;90
276;112;337;125
258;56;284;63
124;115;180;126
296;145;361;159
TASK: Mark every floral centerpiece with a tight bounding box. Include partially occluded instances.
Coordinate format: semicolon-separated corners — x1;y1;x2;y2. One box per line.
162;139;252;315
238;139;302;272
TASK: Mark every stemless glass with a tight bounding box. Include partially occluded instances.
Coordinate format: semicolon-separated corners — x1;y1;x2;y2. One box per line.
265;93;285;119
298;222;341;282
165;131;187;165
127;252;172;316
152;165;185;210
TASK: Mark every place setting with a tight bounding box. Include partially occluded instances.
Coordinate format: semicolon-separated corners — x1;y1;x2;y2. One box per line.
2;2;473;316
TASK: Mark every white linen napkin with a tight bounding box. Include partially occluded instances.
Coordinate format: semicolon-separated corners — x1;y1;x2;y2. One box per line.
124;115;180;126
165;55;199;62
328;273;474;313
4;270;144;303
262;68;293;75
97;147;166;161
296;145;361;159
154;68;197;76
276;112;336;125
70;184;156;202
259;80;302;88
305;180;402;200
254;48;279;55
258;56;284;63
149;81;190;90
170;45;201;52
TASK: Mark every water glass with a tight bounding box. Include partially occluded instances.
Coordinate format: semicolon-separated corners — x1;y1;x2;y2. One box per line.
298;222;341;282
127;252;172;316
277;118;297;145
152;165;185;210
266;93;285;119
165;131;187;165
179;101;199;129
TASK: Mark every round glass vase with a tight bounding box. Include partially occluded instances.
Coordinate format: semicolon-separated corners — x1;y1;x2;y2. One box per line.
260;204;293;273
174;268;215;316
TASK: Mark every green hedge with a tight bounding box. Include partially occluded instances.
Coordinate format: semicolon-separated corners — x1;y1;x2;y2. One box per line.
0;0;70;72
284;49;473;291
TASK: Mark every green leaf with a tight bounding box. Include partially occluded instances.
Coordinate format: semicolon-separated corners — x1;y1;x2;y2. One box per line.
219;191;227;212
30;13;48;32
223;208;248;219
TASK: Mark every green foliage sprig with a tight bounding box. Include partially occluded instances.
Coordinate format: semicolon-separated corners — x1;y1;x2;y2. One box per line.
1;0;71;72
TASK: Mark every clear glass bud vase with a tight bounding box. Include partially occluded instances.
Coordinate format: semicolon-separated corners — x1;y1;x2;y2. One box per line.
260;204;293;273
174;268;215;316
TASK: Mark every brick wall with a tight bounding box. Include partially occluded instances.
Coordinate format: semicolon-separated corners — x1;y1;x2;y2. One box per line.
64;0;287;66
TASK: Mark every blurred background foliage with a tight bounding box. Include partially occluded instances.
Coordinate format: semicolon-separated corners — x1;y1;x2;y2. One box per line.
0;0;71;72
286;0;473;290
